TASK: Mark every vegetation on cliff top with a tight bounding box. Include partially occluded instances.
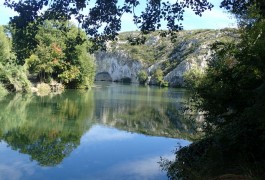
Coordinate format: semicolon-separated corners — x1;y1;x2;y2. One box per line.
109;29;238;67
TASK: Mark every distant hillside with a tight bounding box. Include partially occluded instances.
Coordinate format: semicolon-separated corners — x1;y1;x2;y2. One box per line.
95;29;239;87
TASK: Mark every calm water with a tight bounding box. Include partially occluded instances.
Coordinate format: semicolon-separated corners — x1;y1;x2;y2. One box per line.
0;82;196;180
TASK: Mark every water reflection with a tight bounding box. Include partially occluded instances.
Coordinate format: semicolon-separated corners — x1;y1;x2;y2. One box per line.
0;82;196;179
0;91;94;166
94;83;198;139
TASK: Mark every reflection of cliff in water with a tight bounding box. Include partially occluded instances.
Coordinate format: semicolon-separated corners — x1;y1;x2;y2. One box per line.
0;83;200;167
93;83;200;140
0;91;95;166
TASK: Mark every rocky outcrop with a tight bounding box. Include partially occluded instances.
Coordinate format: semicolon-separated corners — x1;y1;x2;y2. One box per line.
95;29;238;87
95;51;142;83
164;61;192;87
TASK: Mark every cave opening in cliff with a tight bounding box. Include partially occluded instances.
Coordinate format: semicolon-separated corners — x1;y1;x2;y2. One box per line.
95;72;113;81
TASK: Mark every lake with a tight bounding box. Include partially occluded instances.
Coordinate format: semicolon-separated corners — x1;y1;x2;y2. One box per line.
0;82;196;180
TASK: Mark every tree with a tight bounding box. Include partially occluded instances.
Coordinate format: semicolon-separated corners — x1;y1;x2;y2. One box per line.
162;2;265;179
4;0;214;55
0;26;31;93
0;25;13;63
25;20;95;88
4;0;264;65
220;0;265;17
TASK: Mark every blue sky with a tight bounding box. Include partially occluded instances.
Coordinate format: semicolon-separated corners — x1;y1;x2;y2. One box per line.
0;0;237;31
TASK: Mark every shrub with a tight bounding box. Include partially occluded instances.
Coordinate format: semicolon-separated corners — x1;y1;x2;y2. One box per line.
152;68;168;87
0;63;31;92
183;66;205;89
137;70;148;84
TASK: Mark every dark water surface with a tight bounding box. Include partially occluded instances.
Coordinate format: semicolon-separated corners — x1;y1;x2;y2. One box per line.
0;82;195;180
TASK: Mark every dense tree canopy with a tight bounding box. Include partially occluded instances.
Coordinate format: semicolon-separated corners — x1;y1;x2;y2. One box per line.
2;0;211;61
4;0;265;35
160;0;265;179
4;0;214;35
4;0;265;58
25;20;95;88
0;26;31;93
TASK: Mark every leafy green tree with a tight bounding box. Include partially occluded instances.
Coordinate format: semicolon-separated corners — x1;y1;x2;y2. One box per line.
25;20;95;88
163;3;265;179
0;26;31;93
4;0;214;51
0;26;12;64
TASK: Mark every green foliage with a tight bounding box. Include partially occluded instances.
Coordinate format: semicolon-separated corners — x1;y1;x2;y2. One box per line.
164;5;265;179
0;91;94;166
0;62;31;92
4;0;214;50
25;20;95;89
77;47;96;88
0;26;12;64
183;66;205;89
9;21;39;64
152;69;168;87
137;70;148;84
0;26;31;93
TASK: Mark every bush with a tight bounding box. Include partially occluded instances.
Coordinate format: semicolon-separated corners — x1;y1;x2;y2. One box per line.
152;69;168;87
183;66;205;89
137;70;148;84
0;63;31;92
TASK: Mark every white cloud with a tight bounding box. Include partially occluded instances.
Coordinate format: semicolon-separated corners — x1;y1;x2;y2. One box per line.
102;153;175;179
81;125;135;143
0;161;36;180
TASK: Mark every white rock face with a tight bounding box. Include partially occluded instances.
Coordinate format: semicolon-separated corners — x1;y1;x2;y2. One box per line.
95;29;238;87
164;43;214;87
95;51;142;83
164;61;192;86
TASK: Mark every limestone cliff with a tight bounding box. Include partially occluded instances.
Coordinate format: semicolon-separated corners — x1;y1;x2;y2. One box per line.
95;51;142;83
94;29;238;87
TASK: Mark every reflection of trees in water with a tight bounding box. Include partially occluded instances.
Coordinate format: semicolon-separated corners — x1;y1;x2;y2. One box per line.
3;131;79;166
0;91;94;166
98;105;199;140
0;84;199;166
94;84;199;140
